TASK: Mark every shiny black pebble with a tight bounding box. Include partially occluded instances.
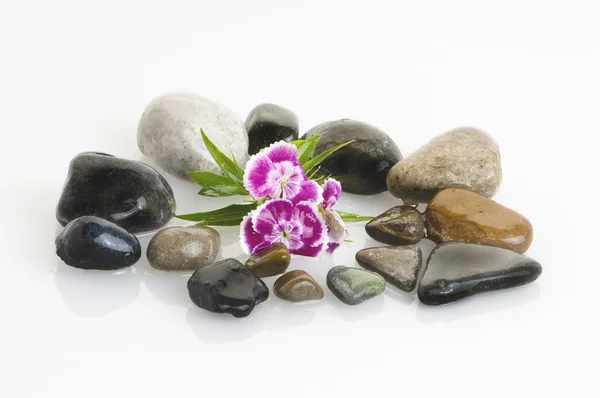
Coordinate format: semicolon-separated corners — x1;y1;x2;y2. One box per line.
418;243;542;305
56;152;176;233
55;216;142;270
302;119;402;195
245;103;299;155
187;258;269;318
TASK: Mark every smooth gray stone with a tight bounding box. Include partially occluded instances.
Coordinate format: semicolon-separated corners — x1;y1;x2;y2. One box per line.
137;92;248;178
327;266;386;305
147;225;221;271
245;103;299;155
418;243;542;306
355;245;422;292
303;119;402;195
365;205;425;245
386;126;502;203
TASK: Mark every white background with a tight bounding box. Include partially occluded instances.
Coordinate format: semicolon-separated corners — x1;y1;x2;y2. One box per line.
0;1;595;397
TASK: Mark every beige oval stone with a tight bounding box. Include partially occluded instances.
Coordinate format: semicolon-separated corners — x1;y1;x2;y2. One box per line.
386;126;502;203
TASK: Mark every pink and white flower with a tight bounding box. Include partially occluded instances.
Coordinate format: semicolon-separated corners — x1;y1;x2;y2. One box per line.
240;199;327;257
243;142;308;201
320;178;349;254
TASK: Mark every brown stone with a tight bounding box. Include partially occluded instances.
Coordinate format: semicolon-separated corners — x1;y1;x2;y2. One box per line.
245;243;291;278
425;188;533;254
365;205;425;245
274;270;324;302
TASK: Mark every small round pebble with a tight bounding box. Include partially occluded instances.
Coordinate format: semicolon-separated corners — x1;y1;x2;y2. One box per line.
147;225;220;271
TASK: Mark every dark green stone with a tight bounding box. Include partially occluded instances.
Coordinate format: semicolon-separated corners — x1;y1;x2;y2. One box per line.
326;266;385;305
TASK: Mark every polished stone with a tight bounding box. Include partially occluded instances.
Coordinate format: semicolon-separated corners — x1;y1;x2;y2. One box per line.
187;258;269;318
245;103;299;155
386;126;502;203
56;152;176;233
147;225;221;271
425;188;533;254
244;243;290;278
418;243;542;306
137;92;248;177
303;119;402;195
355;245;422;292
274;270;324;302
55;216;141;270
365;205;425;245
327;266;386;305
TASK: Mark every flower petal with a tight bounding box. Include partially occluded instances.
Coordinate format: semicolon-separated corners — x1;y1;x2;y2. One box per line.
293;242;324;257
326;242;341;254
291;180;323;205
243;151;275;199
322;178;342;210
240;214;270;254
323;209;349;243
291;201;327;252
265;141;301;165
252;199;294;235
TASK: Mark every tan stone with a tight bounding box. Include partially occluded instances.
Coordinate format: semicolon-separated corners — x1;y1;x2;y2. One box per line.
386;126;502;202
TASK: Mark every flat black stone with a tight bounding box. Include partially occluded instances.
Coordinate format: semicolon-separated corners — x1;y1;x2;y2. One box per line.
303;119;402;195
56;152;176;233
365;205;425;245
245;103;299;155
55;216;141;270
187;258;269;318
418;243;542;306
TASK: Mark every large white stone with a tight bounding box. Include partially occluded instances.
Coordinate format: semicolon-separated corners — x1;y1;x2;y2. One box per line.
137;92;248;177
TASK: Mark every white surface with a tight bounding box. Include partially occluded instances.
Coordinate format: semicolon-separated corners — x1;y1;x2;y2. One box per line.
0;1;595;397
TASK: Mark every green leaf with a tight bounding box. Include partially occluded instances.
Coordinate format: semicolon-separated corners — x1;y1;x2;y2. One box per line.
337;211;373;222
200;128;245;187
290;139;306;149
295;135;321;164
176;203;258;226
187;171;248;197
303;140;355;174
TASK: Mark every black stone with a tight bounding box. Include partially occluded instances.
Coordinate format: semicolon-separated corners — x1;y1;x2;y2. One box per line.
56;152;176;233
302;119;402;195
187;258;269;318
55;216;142;270
245;103;299;155
365;205;425;245
418;243;542;306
